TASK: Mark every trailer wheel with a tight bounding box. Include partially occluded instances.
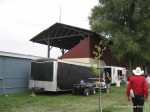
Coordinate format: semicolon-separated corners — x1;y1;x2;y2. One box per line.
84;88;89;96
92;88;96;94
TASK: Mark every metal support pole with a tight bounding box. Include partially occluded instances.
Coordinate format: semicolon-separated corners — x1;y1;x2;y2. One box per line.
47;39;50;58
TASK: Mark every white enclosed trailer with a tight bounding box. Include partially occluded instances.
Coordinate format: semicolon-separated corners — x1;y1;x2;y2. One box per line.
29;58;96;92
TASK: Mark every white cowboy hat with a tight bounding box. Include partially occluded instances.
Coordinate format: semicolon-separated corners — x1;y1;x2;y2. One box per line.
133;67;144;75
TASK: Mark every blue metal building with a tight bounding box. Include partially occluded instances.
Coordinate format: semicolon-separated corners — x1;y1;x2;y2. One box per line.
0;51;41;95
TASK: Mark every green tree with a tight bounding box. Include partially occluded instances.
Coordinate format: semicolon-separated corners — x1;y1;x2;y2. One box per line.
89;0;150;73
91;40;106;112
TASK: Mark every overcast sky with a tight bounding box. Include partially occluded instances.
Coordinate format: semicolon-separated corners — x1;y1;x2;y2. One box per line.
0;0;98;58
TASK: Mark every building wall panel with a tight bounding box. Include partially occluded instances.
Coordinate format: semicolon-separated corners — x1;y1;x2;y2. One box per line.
0;56;32;94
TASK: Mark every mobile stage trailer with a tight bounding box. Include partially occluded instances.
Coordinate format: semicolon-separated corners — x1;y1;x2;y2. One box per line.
29;58;96;92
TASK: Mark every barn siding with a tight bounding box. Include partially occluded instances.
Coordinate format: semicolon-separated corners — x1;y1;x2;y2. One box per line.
58;35;119;66
58;38;90;59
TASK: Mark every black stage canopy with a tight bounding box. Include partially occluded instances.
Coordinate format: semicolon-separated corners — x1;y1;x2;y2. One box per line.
30;22;99;50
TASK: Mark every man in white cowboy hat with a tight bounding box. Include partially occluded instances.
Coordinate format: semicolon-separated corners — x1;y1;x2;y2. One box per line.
126;67;148;112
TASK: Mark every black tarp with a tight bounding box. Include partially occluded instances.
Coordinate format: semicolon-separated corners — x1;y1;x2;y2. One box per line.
57;62;96;90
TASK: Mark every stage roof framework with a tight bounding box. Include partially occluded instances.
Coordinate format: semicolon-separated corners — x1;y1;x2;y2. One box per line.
30;22;100;57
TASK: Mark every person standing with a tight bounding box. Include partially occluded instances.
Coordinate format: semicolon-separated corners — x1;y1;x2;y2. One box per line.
126;67;148;112
105;72;111;96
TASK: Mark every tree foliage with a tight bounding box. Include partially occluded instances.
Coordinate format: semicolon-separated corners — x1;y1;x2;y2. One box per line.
91;41;106;75
89;0;150;67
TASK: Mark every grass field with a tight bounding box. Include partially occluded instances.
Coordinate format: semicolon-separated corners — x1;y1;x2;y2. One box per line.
0;85;140;112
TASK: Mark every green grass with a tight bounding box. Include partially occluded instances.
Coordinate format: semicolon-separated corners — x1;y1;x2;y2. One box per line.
0;85;134;112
